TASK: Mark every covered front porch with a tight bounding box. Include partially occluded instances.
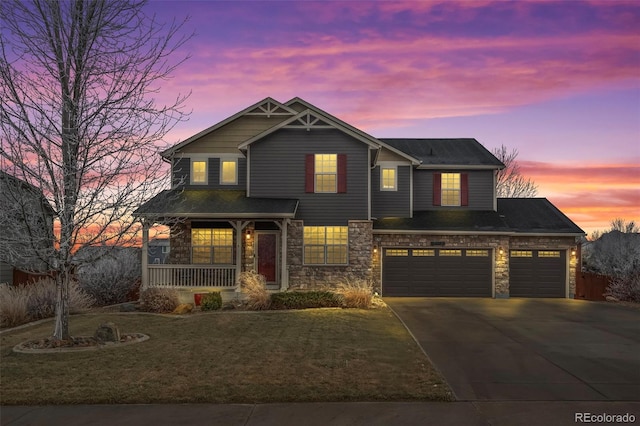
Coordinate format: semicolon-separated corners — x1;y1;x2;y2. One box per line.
135;189;299;292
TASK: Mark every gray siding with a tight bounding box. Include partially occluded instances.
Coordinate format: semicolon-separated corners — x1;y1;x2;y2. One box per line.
413;169;495;211
0;261;12;285
250;129;369;225
372;166;411;218
173;157;247;190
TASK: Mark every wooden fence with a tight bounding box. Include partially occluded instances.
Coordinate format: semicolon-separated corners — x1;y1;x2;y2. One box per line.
575;272;611;301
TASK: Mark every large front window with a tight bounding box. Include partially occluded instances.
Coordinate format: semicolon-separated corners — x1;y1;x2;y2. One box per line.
304;226;348;264
191;228;233;264
315;154;337;193
441;173;461;206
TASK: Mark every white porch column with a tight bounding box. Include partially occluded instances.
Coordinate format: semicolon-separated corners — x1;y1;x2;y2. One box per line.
141;220;149;293
231;220;250;291
277;218;289;291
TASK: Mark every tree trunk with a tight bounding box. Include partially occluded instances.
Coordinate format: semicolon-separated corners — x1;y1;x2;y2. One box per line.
53;269;71;340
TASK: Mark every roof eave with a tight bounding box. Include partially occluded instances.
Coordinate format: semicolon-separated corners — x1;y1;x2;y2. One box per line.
416;164;502;170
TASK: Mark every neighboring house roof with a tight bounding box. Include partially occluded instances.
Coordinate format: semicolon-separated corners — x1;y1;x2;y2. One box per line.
380;139;505;169
135;189;299;219
374;198;584;236
497;198;585;235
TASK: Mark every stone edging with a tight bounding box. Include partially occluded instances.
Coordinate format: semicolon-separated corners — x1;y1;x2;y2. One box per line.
12;333;150;354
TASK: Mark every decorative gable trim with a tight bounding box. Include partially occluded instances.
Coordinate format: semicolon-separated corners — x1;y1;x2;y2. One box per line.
161;97;296;158
284;111;333;130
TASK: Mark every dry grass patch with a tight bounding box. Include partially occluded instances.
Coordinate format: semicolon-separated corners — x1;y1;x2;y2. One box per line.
0;308;452;404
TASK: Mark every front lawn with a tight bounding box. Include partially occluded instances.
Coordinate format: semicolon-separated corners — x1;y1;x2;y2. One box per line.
0;308;453;404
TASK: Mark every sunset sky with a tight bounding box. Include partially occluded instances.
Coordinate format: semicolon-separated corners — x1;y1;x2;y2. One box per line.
149;0;639;236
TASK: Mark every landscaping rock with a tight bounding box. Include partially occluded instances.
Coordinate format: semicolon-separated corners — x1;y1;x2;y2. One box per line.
172;303;194;315
94;322;120;342
119;303;138;312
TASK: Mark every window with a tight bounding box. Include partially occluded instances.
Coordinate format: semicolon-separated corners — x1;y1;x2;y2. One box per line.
439;249;462;256
385;249;408;257
511;250;533;258
315;154;337;193
220;159;237;185
191;160;207;184
441;173;461;206
538;251;561;258
191;228;234;264
413;249;435;256
304;226;348;264
381;167;397;191
466;249;489;257
306;154;347;193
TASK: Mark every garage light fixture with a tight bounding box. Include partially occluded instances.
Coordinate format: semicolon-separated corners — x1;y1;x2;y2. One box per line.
499;247;504;256
373;246;378;254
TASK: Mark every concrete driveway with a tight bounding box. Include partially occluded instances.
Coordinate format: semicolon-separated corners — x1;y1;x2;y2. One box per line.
385;298;640;401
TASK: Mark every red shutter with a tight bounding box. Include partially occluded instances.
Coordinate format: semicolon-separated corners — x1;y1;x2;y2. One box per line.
305;154;315;193
433;173;441;206
337;154;347;193
461;173;469;206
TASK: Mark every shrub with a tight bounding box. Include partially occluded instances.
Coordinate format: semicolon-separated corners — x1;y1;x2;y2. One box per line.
336;278;373;309
605;275;640;303
77;247;141;306
0;284;30;328
270;291;342;310
140;288;180;313
201;292;222;311
0;278;94;328
237;271;270;310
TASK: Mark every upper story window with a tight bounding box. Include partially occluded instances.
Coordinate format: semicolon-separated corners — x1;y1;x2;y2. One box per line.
191;160;208;185
441;173;461;206
303;226;348;265
191;228;233;264
381;166;397;191
433;172;469;207
305;154;347;194
315;154;337;193
220;159;238;185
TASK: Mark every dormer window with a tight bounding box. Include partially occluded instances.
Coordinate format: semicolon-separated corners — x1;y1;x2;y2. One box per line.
220;158;238;185
191;160;208;184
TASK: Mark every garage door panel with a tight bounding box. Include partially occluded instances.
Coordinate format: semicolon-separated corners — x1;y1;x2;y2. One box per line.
510;250;566;297
382;248;492;297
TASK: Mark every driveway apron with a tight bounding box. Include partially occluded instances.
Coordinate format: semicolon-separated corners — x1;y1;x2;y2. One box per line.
385;298;640;401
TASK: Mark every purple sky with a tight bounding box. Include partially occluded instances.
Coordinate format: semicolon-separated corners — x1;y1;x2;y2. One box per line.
150;1;640;234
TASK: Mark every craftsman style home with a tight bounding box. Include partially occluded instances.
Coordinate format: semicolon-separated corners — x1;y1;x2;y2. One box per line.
136;97;584;298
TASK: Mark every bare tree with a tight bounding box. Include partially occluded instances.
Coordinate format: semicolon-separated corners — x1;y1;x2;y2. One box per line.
0;0;191;340
492;145;538;198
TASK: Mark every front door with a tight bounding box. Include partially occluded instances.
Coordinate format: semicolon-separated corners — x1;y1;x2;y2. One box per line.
256;232;278;284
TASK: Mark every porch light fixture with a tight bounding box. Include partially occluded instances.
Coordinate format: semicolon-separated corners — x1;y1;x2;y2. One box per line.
246;230;251;240
499;247;504;256
571;248;577;257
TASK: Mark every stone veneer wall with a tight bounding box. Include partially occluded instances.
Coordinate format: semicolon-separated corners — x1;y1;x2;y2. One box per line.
373;234;510;297
168;221;192;264
287;220;373;290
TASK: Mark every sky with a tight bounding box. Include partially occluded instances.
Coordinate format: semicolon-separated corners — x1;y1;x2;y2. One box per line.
149;0;640;236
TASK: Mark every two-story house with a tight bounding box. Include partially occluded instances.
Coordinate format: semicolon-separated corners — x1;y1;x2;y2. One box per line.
136;97;584;299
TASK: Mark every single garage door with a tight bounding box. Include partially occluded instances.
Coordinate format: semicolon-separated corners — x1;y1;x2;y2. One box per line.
382;248;492;297
509;250;566;297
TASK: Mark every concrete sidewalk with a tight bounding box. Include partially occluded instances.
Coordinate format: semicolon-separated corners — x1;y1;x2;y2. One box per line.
2;401;639;426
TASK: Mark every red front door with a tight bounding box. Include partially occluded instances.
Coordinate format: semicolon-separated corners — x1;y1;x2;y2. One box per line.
257;233;277;283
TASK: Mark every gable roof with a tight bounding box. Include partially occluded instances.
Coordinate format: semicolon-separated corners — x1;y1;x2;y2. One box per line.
238;98;420;165
380;139;504;169
135;189;299;219
160;97;297;158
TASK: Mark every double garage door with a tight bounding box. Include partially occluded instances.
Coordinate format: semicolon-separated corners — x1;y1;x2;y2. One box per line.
382;248;566;298
382;248;492;297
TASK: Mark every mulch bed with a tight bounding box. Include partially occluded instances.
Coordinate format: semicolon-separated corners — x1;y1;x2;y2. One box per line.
13;333;149;353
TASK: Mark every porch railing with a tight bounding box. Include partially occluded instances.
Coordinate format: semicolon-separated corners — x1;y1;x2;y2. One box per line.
147;264;236;289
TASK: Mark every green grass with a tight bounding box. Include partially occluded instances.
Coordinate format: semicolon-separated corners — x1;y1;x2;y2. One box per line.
0;308;453;404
